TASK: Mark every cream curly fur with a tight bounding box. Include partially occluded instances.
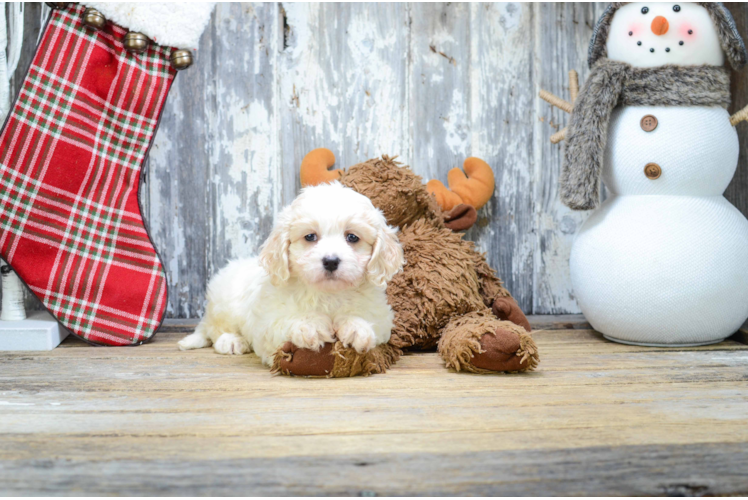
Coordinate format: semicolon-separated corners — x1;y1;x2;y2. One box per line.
178;183;404;365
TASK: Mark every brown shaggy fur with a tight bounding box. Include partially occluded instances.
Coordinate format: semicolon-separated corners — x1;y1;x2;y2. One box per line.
438;312;538;374
342;157;527;353
386;218;503;351
342;156;444;229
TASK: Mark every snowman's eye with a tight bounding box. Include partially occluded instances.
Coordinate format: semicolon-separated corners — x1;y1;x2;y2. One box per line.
641;6;649;14
673;5;681;12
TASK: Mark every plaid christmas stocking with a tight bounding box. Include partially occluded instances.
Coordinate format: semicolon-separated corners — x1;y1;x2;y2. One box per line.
0;4;213;345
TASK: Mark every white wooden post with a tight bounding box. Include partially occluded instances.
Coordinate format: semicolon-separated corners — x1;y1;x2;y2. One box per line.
0;261;26;321
0;259;67;351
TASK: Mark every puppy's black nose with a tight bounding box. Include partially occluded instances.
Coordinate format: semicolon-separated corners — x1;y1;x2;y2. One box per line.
322;256;340;272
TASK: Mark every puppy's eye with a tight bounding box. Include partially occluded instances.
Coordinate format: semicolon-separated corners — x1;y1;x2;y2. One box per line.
641;6;649;14
304;233;317;242
673;5;680;12
346;234;359;243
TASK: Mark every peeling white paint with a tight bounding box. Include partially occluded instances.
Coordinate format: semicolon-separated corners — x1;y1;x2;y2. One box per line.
443;89;468;157
529;3;606;314
280;3;408;165
497;2;522;31
281;3;342;146
148;128;189;317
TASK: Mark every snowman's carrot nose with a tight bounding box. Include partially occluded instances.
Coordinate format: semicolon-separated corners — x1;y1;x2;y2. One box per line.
651;16;669;35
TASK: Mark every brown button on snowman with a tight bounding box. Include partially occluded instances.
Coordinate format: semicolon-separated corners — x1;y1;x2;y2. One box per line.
640;114;658;132
542;3;748;346
643;162;661;179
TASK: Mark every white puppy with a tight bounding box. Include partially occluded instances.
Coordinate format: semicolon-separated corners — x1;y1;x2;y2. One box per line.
178;182;404;366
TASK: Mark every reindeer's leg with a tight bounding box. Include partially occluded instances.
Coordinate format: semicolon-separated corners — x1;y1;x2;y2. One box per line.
438;310;538;373
470;249;532;332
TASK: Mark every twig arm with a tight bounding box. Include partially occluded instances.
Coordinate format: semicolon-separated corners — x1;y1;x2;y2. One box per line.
550;127;567;144
539;69;580;144
538;90;573;114
730;103;748;126
568;70;579;104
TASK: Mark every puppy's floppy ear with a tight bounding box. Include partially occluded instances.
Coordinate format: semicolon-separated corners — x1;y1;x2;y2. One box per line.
260;209;292;286
367;210;404;287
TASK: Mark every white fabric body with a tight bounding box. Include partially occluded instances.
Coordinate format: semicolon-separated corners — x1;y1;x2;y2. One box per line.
572;195;748;344
603;106;738;196
572;104;748;344
85;2;215;50
606;2;724;68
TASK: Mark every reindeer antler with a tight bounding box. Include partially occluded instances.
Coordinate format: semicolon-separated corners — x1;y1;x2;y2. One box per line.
427;157;495;212
300;148;342;187
538;70;579;144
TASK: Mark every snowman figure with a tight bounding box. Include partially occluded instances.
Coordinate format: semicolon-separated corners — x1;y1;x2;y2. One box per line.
555;2;748;345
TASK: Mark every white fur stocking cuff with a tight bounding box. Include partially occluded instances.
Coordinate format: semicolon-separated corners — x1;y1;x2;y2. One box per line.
84;3;215;50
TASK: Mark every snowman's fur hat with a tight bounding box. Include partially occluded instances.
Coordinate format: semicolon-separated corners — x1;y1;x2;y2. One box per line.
588;2;748;70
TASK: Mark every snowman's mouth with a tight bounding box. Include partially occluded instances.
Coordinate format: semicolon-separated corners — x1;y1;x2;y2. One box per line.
636;40;685;54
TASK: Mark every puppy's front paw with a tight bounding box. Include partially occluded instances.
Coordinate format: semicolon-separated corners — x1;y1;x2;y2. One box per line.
213;333;250;355
336;317;377;353
290;317;335;351
178;332;211;351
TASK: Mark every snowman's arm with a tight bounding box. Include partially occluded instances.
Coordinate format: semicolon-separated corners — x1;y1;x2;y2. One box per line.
551;128;567;144
539;90;573;114
730;104;748;127
539;70;579;144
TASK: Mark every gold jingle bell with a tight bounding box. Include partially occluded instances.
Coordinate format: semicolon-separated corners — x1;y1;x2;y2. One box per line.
170;49;193;70
124;32;149;54
82;8;106;30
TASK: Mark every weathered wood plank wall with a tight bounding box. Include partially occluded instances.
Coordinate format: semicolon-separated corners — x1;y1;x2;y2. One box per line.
6;2;748;318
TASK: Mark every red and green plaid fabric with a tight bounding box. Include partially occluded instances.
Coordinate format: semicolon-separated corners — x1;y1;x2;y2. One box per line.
0;5;175;345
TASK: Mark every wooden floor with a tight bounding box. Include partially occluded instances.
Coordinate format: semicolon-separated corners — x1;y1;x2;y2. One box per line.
1;317;748;496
